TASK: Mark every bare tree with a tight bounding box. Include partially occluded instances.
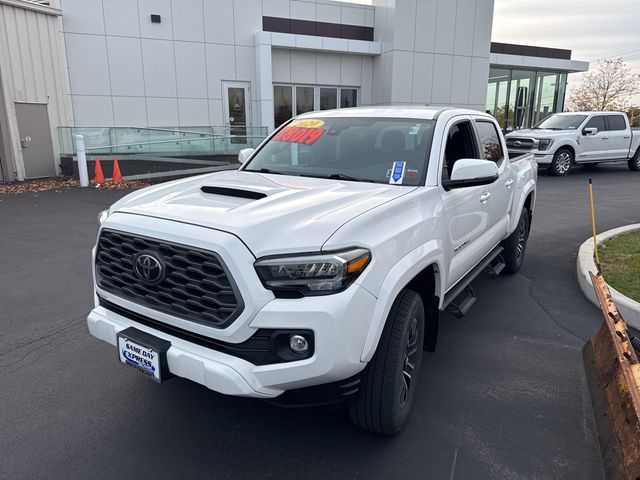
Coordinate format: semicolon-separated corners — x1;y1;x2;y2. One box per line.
566;58;640;111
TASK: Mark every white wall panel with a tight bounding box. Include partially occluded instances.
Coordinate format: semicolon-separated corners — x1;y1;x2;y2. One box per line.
235;46;257;89
171;0;205;42
263;0;289;18
203;0;234;44
390;51;413;103
206;44;237;97
453;0;476;56
72;95;114;126
138;0;174;40
316;52;340;84
208;98;224;125
271;49;292;83
341;5;365;25
175;42;207;98
450;56;472;104
60;0;104;35
141;39;177;97
103;0;140;37
411;52;434;104
361;56;373;105
340;55;361;86
469;57;490;107
434;0;456;54
146;97;179;126
472;0;494;58
290;51;317;84
414;0;437;53
291;0;315;21
65;33;111;96
431;54;453;104
316;2;340;23
112;96;147;126
233;0;262;46
107;36;145;97
178;98;209;125
391;0;416;52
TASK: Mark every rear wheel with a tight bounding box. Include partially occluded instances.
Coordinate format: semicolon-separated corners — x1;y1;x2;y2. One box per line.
502;208;530;274
548;148;573;176
349;289;425;435
629;149;640;171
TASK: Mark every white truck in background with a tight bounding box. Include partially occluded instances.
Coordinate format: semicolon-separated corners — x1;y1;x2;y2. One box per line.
89;106;537;435
505;111;640;175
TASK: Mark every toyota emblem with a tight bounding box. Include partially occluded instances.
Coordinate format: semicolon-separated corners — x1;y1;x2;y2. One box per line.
514;140;522;147
134;253;164;283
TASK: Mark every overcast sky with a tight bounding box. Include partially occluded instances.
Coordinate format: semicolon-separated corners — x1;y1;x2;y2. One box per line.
492;0;640;103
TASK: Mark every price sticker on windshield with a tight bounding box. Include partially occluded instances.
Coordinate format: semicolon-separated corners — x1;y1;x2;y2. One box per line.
273;126;325;145
389;161;406;185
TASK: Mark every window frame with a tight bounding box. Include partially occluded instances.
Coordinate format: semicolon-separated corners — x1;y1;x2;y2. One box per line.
441;119;481;184
584;115;606;133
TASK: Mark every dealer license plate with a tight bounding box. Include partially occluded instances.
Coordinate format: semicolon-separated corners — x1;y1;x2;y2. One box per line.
118;335;162;382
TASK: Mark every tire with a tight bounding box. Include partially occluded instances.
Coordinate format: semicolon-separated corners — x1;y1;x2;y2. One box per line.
629;149;640;171
502;208;530;274
548;148;573;176
349;289;425;435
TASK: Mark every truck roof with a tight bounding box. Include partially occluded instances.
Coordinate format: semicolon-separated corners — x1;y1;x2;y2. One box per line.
296;105;492;121
551;111;627;116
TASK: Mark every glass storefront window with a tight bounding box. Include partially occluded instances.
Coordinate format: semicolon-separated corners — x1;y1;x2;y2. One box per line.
274;85;293;128
320;87;338;110
532;72;559;125
340;88;358;108
296;86;314;115
487;68;570;131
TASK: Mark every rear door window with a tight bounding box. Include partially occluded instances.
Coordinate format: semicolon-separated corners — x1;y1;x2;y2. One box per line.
605;115;627;131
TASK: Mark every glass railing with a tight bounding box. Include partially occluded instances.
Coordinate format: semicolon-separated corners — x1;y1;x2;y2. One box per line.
58;126;268;157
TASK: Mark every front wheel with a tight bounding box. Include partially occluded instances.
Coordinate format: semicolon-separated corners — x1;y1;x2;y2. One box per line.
502;208;530;274
629;149;640;171
548;148;573;176
349;289;425;435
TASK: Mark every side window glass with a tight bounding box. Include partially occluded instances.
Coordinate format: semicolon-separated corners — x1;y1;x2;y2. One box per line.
442;121;478;182
475;121;504;164
585;116;605;132
606;115;626;131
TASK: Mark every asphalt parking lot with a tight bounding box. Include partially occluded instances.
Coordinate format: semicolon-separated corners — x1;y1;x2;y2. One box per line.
1;163;638;480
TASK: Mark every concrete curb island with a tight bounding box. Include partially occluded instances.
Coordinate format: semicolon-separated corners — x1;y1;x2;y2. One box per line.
577;223;640;330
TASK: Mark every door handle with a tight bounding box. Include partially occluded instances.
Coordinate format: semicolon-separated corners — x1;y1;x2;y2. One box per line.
623;136;631;139
505;179;514;189
601;136;608;140
480;192;491;203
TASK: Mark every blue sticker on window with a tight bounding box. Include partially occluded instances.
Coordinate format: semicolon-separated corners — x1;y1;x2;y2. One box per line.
389;161;406;185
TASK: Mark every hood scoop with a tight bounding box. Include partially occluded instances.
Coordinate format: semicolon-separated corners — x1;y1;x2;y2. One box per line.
201;186;267;200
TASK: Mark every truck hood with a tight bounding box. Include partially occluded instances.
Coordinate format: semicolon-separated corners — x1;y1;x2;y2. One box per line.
506;129;571;137
110;169;416;256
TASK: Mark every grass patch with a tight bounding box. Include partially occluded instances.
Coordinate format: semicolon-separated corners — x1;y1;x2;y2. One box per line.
600;231;640;303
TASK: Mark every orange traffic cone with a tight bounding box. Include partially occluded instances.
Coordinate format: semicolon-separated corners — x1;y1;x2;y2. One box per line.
93;158;105;185
112;158;123;184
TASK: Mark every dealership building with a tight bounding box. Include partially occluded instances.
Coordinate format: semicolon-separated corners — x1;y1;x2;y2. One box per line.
0;0;588;182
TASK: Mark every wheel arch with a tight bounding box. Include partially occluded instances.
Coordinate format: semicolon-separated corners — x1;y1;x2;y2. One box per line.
360;243;444;362
554;143;576;163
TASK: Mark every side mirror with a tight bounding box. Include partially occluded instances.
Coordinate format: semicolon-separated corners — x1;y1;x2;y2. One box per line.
443;159;499;190
238;148;254;164
583;127;597;136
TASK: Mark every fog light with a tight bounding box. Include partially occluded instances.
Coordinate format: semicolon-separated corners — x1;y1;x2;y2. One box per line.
289;335;309;353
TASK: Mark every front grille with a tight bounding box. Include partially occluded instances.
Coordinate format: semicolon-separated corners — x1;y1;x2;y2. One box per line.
506;137;535;150
95;229;244;328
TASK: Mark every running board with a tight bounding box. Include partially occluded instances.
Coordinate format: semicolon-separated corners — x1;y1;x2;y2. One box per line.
446;285;476;318
442;245;504;316
484;254;506;277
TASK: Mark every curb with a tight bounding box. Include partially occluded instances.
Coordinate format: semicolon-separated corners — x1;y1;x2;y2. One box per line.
577;223;640;331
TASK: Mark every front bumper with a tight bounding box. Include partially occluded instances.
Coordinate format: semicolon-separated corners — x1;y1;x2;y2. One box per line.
88;283;377;398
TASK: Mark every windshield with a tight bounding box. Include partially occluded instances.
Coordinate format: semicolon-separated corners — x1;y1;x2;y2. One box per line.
243;117;435;186
533;114;587;130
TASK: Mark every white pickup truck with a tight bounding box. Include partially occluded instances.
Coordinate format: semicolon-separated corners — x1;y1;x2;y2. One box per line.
505;111;640;176
89;106;537;434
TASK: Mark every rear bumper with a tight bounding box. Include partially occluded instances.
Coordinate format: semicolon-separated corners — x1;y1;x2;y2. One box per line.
87;283;377;398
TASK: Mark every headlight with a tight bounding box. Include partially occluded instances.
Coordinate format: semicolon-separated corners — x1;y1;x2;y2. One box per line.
97;209;110;225
254;248;371;296
537;138;554;151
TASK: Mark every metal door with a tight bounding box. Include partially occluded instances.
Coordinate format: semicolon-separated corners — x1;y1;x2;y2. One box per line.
222;81;251;144
578;115;609;163
15;103;55;178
